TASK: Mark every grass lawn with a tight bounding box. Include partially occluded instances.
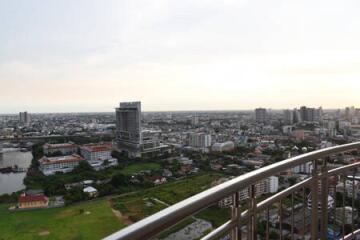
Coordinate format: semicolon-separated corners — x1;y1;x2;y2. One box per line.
112;173;222;222
119;162;161;175
196;206;230;227
0;199;125;240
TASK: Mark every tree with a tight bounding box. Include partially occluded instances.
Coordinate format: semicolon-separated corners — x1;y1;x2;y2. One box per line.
288;177;297;186
72;161;94;173
64;187;86;203
111;173;129;187
269;230;279;240
257;221;267;237
171;160;181;172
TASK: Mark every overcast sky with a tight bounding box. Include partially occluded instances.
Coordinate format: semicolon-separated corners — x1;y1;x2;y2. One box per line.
1;0;360;113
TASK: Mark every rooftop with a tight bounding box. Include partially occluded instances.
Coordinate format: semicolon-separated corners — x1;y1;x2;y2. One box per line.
80;142;112;152
39;154;84;165
18;195;48;203
43;143;77;149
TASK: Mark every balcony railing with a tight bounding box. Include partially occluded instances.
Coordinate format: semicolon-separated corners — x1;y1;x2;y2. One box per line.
105;142;360;240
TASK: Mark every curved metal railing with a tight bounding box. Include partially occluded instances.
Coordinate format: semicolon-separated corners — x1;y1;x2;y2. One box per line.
105;142;360;240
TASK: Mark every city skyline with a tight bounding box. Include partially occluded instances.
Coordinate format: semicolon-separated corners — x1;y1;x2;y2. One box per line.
0;105;358;115
1;0;360;113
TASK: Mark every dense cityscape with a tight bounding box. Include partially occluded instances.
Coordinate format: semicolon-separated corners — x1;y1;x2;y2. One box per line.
2;1;360;239
1;102;360;239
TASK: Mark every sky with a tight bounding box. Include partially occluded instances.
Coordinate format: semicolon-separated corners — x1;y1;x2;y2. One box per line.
1;0;360;113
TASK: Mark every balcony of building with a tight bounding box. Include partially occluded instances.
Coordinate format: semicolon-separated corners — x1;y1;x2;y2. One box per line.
105;142;360;240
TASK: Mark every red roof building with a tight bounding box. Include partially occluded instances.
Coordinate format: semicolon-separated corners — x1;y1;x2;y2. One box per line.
18;194;49;209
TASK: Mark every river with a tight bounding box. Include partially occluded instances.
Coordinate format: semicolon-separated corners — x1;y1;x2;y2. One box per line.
0;148;33;195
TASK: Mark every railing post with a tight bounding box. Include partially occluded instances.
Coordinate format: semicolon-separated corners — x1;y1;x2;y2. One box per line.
342;176;346;238
231;191;241;240
251;184;257;240
311;159;319;240
320;158;328;240
352;170;356;235
279;199;283;240
247;185;256;240
266;207;270;240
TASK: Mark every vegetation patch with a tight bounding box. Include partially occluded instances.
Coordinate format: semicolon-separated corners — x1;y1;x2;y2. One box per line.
112;173;222;223
0;199;125;240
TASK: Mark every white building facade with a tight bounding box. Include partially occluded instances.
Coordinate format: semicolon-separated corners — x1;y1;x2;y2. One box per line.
39;154;85;175
43;143;78;155
189;133;212;148
214;176;279;208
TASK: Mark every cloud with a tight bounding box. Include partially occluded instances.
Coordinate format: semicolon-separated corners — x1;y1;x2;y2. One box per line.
1;0;360;112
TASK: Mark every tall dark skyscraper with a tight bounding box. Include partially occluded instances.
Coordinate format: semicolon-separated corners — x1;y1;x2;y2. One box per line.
299;106;322;122
255;108;267;123
19;111;31;124
115;102;142;158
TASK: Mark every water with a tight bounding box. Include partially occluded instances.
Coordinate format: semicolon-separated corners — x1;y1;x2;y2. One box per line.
0;149;33;195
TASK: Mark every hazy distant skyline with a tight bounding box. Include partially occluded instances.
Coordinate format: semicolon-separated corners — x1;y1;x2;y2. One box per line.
1;0;360;113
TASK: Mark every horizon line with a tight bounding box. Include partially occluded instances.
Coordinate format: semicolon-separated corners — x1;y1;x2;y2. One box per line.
0;108;349;115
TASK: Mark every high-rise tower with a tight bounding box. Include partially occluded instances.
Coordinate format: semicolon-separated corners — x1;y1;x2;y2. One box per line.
115;102;142;158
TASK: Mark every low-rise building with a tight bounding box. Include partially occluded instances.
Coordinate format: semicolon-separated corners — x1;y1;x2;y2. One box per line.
43;143;78;155
80;142;112;162
83;186;98;198
17;194;49;209
335;207;357;225
80;143;118;170
213;176;279;208
39;154;85;175
212;141;235;152
178;157;193;165
146;176;167;185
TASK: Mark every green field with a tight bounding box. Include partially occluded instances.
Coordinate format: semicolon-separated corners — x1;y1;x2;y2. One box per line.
0;199;125;240
112;173;222;222
119;162;161;175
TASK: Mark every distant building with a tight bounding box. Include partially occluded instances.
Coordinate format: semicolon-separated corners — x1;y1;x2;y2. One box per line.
80;143;112;162
19;111;31;124
292;161;313;174
299;106;322;122
191;115;199;126
80;142;118;170
178;157;193;165
212;141;235;152
146;176;167;185
39;154;85;175
114;101;170;158
43;143;78;155
213;176;279;208
141;129;170;156
115;101;142;158
188;133;211;148
282;125;293;134
283;110;294;125
335;207;358;225
293;108;301;123
255;108;267;123
17;193;49;209
293;130;306;141
83;186;98;198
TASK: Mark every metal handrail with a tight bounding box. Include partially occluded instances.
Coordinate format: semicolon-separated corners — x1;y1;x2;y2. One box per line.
104;142;360;240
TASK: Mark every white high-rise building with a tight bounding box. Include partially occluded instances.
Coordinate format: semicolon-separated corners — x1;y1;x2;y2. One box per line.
283;110;294;125
189;133;212;148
